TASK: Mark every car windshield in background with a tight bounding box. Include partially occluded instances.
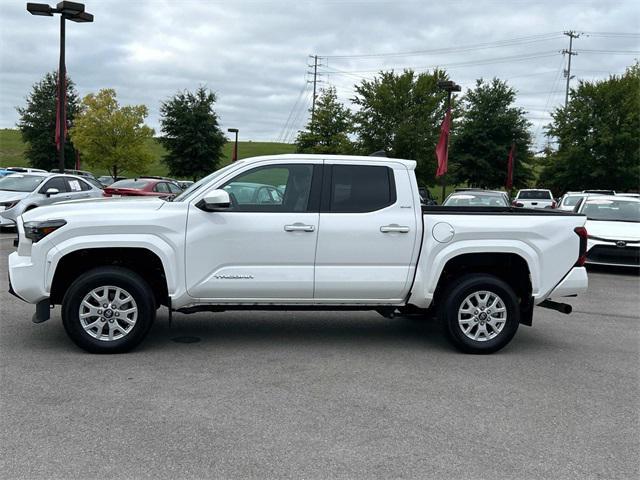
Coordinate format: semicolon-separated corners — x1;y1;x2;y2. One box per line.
582;199;640;222
563;195;584;206
444;193;508;207
518;190;552;200
110;179;151;189
0;174;46;192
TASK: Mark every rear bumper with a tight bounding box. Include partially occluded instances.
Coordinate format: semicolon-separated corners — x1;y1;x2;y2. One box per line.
543;267;588;301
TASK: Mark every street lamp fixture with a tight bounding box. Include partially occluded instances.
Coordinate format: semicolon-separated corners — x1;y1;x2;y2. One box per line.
228;128;239;162
26;2;94;172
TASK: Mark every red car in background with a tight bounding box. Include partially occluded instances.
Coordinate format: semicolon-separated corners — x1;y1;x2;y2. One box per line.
103;178;182;199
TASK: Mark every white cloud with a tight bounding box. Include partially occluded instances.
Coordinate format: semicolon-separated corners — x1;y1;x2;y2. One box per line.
1;0;638;147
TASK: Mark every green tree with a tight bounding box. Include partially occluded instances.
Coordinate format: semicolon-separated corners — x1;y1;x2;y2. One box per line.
16;71;80;170
351;69;449;185
539;63;640;193
70;89;154;178
159;87;226;180
295;87;353;154
450;78;534;189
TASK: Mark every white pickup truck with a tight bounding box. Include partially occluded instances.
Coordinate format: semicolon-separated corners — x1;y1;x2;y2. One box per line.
8;154;589;354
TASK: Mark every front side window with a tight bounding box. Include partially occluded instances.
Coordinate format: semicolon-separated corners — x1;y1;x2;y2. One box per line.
222;164;314;212
329;165;395;213
40;177;68;193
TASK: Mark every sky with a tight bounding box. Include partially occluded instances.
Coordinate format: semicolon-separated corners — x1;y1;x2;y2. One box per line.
0;0;638;150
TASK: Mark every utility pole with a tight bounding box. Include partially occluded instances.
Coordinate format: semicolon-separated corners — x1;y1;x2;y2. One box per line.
562;31;579;108
309;55;319;124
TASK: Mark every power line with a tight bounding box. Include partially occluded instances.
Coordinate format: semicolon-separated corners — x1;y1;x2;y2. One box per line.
320;32;563;59
320;50;559;75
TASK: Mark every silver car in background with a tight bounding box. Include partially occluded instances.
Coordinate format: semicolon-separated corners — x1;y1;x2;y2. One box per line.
0;173;103;227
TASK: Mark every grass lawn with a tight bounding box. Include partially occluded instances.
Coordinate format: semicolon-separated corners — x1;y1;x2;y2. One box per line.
0;129;296;179
0;129;460;200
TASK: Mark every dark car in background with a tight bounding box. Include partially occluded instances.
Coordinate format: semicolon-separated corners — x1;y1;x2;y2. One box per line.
103;178;182;199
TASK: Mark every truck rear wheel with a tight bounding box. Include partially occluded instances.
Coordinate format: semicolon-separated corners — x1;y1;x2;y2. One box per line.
440;274;519;354
61;267;156;353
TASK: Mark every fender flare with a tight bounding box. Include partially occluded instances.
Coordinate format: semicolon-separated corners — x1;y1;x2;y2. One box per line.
46;234;184;298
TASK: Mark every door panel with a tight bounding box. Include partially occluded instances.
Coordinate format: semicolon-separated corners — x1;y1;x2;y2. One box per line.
314;163;418;301
185;162;321;301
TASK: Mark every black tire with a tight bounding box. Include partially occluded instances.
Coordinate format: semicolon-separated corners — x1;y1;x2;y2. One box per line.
439;274;520;354
61;266;156;353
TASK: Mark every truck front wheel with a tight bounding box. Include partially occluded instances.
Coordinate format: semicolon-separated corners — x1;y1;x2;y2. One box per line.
61;267;156;353
440;274;520;354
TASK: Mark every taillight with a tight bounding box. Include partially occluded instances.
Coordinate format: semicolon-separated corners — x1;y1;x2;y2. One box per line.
551;201;557;209
574;226;588;266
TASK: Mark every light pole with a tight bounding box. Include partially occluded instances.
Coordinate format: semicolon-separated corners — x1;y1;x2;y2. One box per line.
227;128;239;162
27;2;93;173
436;80;461;202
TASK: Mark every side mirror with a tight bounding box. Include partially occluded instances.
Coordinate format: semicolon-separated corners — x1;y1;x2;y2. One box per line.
45;188;59;197
197;189;231;212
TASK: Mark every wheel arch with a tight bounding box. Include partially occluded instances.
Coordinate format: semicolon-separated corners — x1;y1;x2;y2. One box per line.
49;246;170;307
431;252;534;325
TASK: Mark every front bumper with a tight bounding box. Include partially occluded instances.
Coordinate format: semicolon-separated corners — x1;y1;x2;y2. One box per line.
586;238;640;267
8;251;49;304
545;266;588;300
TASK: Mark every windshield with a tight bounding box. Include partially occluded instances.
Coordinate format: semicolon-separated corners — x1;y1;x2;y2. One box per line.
172;163;239;202
444;193;508;207
518;190;552;200
0;174;46;192
110;179;151;189
582;199;640;222
562;195;584;207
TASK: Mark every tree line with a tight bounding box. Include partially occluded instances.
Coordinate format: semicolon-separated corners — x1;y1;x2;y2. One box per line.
16;63;639;192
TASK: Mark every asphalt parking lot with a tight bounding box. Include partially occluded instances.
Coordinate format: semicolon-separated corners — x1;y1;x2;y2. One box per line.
0;231;638;480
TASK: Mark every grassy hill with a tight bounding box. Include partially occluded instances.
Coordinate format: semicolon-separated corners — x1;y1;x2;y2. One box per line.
0;128;458;199
0;128;295;178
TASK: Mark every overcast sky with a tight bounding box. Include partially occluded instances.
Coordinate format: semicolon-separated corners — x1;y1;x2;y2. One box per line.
1;0;638;149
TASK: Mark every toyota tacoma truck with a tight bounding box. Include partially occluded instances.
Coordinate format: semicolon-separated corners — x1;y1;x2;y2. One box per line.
8;154;589;354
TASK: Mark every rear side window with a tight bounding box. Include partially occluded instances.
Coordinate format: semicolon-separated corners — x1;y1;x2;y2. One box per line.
154;182;170;193
328;165;396;213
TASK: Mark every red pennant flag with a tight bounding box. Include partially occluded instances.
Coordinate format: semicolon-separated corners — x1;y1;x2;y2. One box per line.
55;70;67;151
506;142;516;190
435;108;451;178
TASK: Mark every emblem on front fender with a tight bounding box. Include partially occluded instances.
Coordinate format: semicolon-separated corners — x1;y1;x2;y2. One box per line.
616;241;627;248
214;274;254;279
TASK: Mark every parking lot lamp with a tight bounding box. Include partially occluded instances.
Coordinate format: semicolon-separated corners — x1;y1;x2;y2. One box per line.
228;128;239;162
26;2;94;172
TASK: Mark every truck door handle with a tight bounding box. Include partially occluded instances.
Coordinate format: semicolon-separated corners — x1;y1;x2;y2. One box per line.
284;223;315;232
380;224;410;233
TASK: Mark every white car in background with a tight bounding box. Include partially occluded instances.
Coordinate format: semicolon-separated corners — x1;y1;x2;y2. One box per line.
576;196;640;267
0;173;103;227
557;192;587;211
513;189;555;209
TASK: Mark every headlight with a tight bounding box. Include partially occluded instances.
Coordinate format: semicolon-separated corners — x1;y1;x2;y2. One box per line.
23;219;66;243
0;200;20;209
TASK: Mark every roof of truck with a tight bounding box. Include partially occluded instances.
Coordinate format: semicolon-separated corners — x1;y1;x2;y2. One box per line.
234;154;417;170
